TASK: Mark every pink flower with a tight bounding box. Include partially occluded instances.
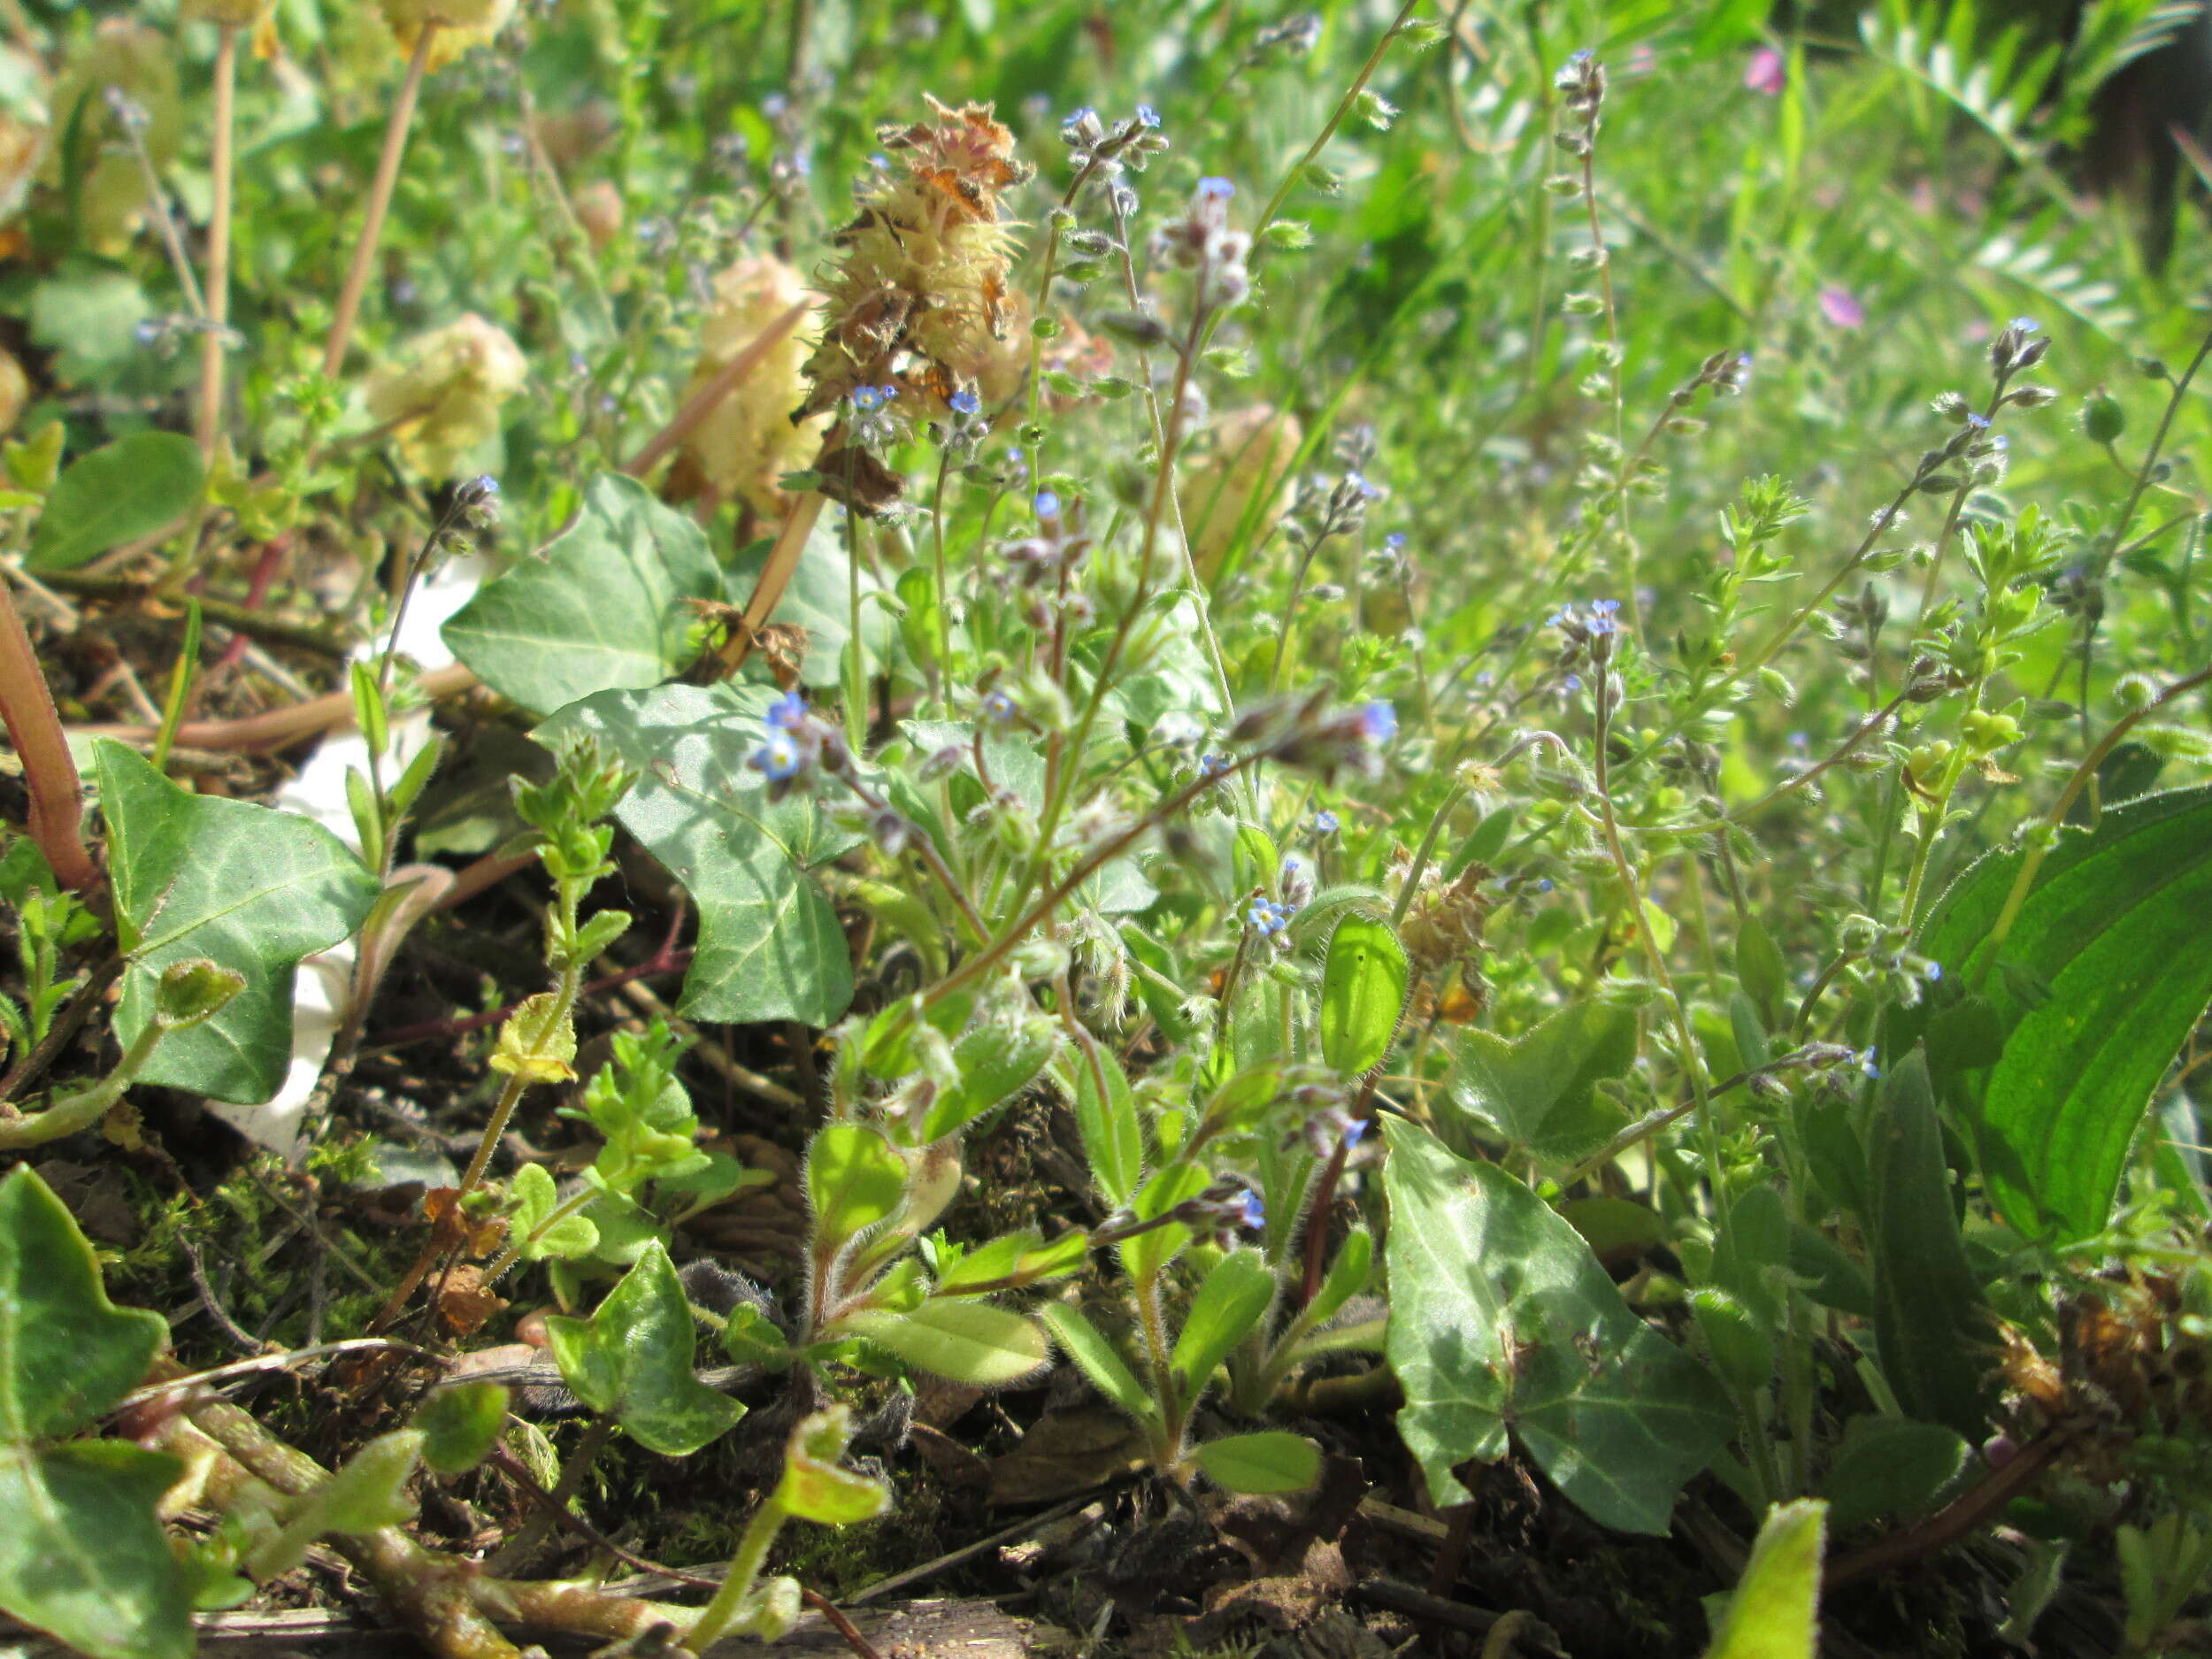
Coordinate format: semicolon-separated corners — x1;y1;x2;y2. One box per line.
1818;285;1865;329
1744;46;1786;96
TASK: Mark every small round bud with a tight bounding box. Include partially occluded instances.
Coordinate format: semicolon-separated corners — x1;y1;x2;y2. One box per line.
2081;390;2125;444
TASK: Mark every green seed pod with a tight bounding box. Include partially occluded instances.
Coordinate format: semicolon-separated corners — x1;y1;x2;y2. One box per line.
2081;389;2125;445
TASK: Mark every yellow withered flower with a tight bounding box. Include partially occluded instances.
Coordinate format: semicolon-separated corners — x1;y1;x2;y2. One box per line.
378;0;518;69
364;313;526;480
179;0;278;27
1183;404;1303;578
680;255;830;518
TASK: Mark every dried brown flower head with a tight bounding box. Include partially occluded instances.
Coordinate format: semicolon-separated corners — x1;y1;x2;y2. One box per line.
799;96;1031;441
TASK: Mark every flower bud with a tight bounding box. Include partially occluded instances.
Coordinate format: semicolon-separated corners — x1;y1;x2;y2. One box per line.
2081;390;2125;445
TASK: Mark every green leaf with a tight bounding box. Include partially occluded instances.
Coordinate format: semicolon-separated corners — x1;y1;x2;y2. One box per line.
96;742;380;1103
510;1164;599;1261
1382;1118;1732;1534
413;1382;509;1475
807;1123;910;1252
541;1240;746;1456
1318;915;1408;1077
1817;1417;1969;1533
1701;1500;1827;1659
1444;1000;1638;1170
1194;1432;1321;1494
1171;1248;1275;1406
774;1406;893;1525
924;1005;1061;1141
1905;782;2212;1240
1118;1161;1210;1282
29;433;204;572
1065;1042;1143;1207
311;1430;424;1535
1039;1302;1157;1426
30;262;148;382
536;683;856;1025
1867;1052;1994;1440
443;472;724;715
1303;1226;1374;1333
840;1300;1049;1386
0;1168;189;1659
0;1166;167;1441
0;1440;190;1659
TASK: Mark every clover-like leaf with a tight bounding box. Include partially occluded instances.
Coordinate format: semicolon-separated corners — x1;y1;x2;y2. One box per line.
96;741;380;1103
541;1240;745;1455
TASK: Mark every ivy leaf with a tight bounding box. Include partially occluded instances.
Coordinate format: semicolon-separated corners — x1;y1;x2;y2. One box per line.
29;433;204;572
1443;1000;1638;1171
541;1240;746;1456
1382;1118;1732;1534
96;741;380;1103
443;472;724;715
0;1167;189;1659
1902;782;2212;1240
536;683;856;1026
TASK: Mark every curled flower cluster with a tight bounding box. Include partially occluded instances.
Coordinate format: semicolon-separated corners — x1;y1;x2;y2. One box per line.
1149;176;1251;310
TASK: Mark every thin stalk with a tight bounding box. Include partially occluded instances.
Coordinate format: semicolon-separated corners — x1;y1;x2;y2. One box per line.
0;577;98;890
321;23;439;380
688;1498;787;1650
195;24;238;454
0;1019;161;1149
621;298;810;477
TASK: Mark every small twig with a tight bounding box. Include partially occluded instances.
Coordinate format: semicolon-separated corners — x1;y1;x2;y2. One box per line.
71;660;477;754
180;1233;263;1357
196;23;239;453
111;1337;439;1415
1825;1430;2072;1588
322;23;440;379
846;1492;1100;1606
622;298;812;478
42;568;355;657
0;952;121;1103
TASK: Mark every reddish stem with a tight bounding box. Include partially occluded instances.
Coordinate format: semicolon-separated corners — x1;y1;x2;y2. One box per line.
0;580;98;890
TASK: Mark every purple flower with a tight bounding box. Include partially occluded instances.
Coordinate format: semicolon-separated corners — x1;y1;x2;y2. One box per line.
1236;1190;1264;1231
1312;809;1340;835
1341;1116;1369;1149
1136;104;1161;128
1197;176;1236;200
1033;489;1062;519
1817;285;1865;329
1744;45;1786;95
1199;753;1233;781
949;388;981;416
1358;702;1398;743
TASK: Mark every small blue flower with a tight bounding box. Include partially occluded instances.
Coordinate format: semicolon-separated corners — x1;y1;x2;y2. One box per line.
1341;1117;1369;1149
1064;105;1098;127
1858;1048;1881;1079
1199;753;1233;781
1033;490;1062;519
1384;532;1407;551
1589;598;1620;616
981;689;1018;726
1569;48;1593;64
1197;176;1236;200
765;689;808;731
750;730;803;782
1924;961;1943;982
1312;810;1340;835
1247;899;1287;934
851;386;884;412
2009;317;2040;334
1535;878;1555;894
1967;412;1991;429
949;388;981;416
1359;702;1398;743
1136;104;1161;127
1563;674;1583;693
1236;1190;1265;1231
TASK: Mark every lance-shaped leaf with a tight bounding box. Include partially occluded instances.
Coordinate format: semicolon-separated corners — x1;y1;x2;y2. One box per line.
443;472;724;714
1382;1118;1732;1534
839;1300;1050;1387
30;431;204;572
536;682;856;1026
542;1240;746;1455
1319;916;1408;1077
1701;1500;1827;1659
96;741;380;1103
0;1168;189;1659
1194;1432;1321;1495
1901;782;2212;1240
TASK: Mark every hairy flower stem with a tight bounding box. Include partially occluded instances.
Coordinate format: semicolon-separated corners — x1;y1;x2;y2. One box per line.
0;579;98;890
322;23;439;380
195;24;238;455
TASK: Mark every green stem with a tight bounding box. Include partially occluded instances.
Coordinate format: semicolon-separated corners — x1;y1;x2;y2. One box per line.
0;1019;162;1150
687;1497;789;1650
